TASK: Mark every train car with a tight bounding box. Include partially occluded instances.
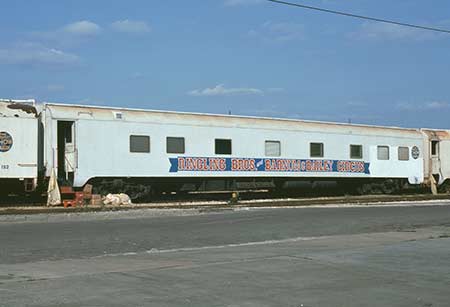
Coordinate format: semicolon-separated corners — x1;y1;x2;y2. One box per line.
40;103;429;199
421;129;450;193
2;99;449;200
0;100;42;196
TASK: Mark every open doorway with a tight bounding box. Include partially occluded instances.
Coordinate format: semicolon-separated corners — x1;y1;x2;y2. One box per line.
431;140;439;156
431;139;441;183
57;121;76;184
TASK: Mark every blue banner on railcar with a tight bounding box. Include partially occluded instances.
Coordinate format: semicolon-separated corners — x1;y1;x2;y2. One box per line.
169;157;370;174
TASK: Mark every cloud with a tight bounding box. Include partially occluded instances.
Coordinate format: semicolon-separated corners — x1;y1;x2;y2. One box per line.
224;0;263;6
111;20;151;34
396;101;450;111
426;101;450;109
31;20;101;48
249;21;305;43
350;21;447;42
188;84;264;96
0;42;80;68
63;21;101;36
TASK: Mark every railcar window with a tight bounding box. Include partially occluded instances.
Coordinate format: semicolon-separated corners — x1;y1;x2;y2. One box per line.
215;139;232;155
310;143;324;158
130;135;150;153
350;145;363;159
398;147;409;161
265;141;281;157
431;141;439;156
167;137;185;154
377;146;389;160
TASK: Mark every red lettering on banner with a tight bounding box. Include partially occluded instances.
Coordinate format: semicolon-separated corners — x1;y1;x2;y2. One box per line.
197;158;204;170
219;159;226;171
301;161;306;171
327;160;334;171
210;158;219;171
231;159;238;170
232;159;257;171
306;160;312;171
177;157;364;173
183;157;208;171
337;160;365;173
178;158;186;171
185;158;193;170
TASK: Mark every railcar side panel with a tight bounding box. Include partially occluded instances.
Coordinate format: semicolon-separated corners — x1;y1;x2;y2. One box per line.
0;117;39;180
70;116;424;188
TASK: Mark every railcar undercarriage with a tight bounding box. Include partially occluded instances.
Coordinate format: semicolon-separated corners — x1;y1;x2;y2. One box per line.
85;177;419;202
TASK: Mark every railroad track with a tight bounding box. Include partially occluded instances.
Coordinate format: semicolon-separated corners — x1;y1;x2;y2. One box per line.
0;187;431;206
0;192;449;216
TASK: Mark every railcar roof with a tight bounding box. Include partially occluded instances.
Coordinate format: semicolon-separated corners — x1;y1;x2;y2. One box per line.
44;102;425;133
0;99;40;118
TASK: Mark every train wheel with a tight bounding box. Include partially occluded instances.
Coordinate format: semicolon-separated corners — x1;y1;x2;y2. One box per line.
438;180;450;194
381;179;397;194
123;184;152;202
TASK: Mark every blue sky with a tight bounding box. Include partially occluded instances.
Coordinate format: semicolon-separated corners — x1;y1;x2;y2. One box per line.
1;0;449;128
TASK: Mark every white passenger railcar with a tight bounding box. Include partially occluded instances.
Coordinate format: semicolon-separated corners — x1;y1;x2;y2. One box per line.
41;103;428;198
1;100;449;199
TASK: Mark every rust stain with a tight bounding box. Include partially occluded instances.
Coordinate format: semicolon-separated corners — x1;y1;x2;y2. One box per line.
422;129;450;140
6;103;38;117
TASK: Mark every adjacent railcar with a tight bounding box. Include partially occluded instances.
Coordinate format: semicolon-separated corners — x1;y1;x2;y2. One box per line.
421;129;450;192
0;100;42;196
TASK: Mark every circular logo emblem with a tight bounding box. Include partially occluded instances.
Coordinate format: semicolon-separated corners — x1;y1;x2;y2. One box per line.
411;146;420;159
0;132;13;152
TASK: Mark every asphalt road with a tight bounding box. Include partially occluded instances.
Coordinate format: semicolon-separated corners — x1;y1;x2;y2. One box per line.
1;202;450;306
